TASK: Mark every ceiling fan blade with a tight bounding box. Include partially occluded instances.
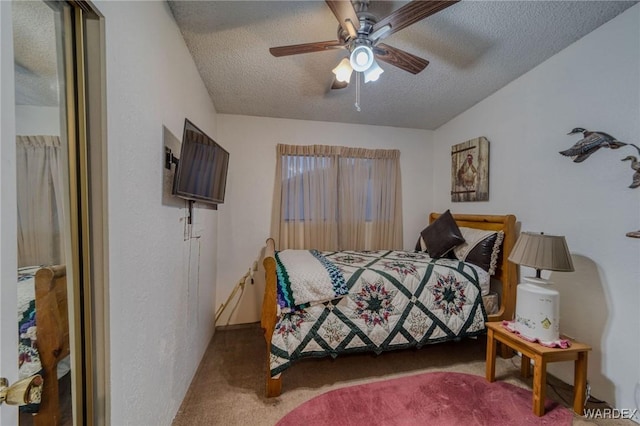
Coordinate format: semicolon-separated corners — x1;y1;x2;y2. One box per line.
372;0;460;40
374;43;429;74
325;0;360;38
269;40;345;57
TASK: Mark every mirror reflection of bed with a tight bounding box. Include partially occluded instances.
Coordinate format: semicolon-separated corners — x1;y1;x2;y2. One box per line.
18;266;71;426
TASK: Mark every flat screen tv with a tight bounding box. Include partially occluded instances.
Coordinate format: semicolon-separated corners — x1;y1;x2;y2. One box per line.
172;118;229;205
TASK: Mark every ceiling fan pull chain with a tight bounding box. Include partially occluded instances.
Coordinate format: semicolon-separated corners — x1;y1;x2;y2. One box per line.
355;72;361;112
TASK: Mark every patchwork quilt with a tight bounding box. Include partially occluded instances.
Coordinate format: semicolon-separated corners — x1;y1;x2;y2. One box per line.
270;250;488;377
17;266;43;414
18;266;43;380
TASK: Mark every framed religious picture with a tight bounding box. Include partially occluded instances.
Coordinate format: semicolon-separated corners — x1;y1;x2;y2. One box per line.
451;137;490;202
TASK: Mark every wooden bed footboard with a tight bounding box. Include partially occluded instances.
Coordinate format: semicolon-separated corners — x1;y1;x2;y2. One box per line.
261;213;518;397
261;238;282;397
33;265;69;426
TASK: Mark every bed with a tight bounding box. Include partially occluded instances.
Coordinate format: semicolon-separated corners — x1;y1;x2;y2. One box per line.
261;213;517;397
18;265;70;426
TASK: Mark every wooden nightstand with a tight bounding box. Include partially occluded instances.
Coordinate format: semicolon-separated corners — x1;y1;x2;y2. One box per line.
485;321;592;416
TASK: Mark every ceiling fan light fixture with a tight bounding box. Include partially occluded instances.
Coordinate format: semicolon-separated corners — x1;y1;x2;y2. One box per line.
350;45;374;72
332;57;353;83
363;60;384;83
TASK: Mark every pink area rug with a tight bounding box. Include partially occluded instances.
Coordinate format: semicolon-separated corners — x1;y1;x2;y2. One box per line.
277;372;572;426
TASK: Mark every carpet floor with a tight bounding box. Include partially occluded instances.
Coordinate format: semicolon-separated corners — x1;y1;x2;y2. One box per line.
172;323;634;426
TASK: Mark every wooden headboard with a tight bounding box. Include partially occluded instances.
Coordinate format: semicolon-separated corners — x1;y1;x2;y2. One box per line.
429;212;517;322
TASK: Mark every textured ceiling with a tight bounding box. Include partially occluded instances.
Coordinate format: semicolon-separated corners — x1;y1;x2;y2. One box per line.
169;0;636;130
12;1;636;123
13;0;59;106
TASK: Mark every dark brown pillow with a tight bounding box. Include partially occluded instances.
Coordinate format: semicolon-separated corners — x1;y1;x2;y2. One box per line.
420;210;465;258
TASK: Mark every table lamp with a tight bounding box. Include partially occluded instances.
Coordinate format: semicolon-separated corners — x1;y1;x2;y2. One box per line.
508;232;574;342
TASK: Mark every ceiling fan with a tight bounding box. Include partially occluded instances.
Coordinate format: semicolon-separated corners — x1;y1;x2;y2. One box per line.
269;0;460;89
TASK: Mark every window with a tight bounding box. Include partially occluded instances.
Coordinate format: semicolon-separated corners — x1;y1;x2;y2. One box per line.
272;144;403;251
282;154;335;221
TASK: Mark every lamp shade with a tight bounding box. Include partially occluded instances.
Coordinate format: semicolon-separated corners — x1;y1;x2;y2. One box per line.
508;232;574;273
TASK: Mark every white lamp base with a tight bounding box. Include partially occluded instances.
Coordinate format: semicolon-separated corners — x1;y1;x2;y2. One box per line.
514;278;560;342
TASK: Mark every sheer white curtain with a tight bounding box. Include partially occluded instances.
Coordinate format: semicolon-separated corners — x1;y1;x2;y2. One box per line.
339;148;403;250
337;155;369;250
271;144;403;251
271;144;340;250
16;135;65;267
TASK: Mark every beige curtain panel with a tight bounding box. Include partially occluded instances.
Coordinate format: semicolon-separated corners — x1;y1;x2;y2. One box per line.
16;135;65;267
271;144;403;251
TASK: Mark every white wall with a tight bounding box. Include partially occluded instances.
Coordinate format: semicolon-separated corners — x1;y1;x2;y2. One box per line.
215;115;433;324
432;5;640;414
97;1;219;425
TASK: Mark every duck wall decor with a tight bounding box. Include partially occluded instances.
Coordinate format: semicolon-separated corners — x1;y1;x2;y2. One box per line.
559;128;630;162
621;156;640;189
621;155;640;239
559;128;640;238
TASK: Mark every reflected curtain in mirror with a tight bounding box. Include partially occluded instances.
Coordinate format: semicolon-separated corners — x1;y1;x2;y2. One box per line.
16;135;65;267
179;131;217;198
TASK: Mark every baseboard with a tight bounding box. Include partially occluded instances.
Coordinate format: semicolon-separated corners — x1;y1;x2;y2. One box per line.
215;321;260;332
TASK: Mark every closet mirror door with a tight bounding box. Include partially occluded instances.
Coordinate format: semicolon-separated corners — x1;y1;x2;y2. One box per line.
13;1;77;425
